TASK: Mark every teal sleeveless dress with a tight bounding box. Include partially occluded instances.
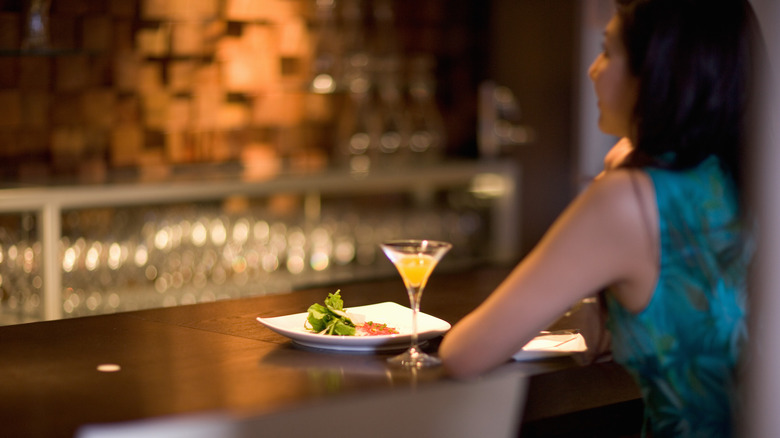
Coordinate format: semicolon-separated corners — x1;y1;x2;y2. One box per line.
605;156;751;437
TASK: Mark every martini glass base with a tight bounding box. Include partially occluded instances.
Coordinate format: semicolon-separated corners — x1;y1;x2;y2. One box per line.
387;347;441;368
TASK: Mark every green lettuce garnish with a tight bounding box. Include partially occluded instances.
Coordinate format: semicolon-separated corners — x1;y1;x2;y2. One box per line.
305;290;356;336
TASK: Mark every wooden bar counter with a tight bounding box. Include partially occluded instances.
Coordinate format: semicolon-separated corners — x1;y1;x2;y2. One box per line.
0;265;642;437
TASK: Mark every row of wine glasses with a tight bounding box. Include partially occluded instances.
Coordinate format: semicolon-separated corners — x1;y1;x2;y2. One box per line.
0;198;488;324
309;0;403;95
336;54;445;174
308;0;446;174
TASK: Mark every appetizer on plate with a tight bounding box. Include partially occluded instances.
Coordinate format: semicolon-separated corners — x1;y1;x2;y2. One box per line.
305;291;399;337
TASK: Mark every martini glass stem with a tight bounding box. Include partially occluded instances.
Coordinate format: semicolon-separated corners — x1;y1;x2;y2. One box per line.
408;286;422;354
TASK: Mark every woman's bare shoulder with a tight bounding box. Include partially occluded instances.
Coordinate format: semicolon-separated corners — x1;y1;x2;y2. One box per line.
559;168;658;275
578;168;659;310
589;167;651;198
581;168;655;223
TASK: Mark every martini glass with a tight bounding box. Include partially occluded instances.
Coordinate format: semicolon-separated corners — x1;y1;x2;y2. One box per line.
380;239;451;368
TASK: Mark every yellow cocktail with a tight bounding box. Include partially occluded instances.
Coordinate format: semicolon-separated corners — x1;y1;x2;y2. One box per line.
396;255;436;288
380;239;451;368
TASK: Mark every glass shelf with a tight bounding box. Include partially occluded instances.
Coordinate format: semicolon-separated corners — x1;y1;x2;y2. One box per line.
0;160;521;325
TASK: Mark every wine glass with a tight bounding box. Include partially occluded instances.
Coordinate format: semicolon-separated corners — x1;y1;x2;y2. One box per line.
380;239;451;368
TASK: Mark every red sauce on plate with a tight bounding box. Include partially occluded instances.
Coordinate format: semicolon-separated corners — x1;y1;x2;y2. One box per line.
356;322;399;336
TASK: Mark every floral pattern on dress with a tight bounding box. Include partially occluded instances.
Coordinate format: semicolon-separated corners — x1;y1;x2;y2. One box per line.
606;157;750;438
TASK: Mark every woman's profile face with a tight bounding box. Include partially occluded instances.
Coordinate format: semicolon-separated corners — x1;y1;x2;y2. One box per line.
588;14;639;139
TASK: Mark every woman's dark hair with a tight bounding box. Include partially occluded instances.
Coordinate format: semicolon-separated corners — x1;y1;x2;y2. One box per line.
615;0;759;191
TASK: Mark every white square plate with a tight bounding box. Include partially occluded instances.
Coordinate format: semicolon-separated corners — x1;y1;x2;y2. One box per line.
257;302;451;353
512;332;588;361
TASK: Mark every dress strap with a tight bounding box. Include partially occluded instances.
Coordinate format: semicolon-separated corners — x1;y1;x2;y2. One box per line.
628;170;660;267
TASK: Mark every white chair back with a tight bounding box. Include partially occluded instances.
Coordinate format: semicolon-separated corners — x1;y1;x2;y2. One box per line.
77;370;528;438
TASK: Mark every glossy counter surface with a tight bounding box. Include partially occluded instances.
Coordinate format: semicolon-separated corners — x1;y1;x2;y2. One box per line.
0;266;642;437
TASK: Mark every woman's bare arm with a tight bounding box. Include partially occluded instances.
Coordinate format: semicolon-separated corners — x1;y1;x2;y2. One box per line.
438;169;657;378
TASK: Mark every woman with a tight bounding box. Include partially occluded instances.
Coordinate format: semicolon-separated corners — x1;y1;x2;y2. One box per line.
439;0;759;436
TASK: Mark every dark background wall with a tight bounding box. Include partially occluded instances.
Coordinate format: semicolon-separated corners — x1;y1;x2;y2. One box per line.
487;0;579;255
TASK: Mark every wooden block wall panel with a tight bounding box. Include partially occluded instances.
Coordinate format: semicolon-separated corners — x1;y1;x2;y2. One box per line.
136;62;163;93
192;63;221;95
136;26;169;57
82;15;113;52
52;0;91;16
218;102;250;129
82;89;116;128
168;61;196;93
244;24;281;85
18;128;49;155
140;0;171;20
109;0;137;18
167;97;191;131
221;55;257;93
224;0;302;22
87;0;111;14
275;125;305;155
83;127;109;153
17;163;52;180
223;0;259;21
0;0;475;174
278;19;309;58
403;27;442;54
240;143;281;180
114;95;141;124
55;55;89;91
202;20;226;50
77;156;108;183
168;0;218;21
111;123;144;166
0;91;22;128
303;93;333;122
141;90;171;130
252;92;303;127
49;16;77;50
0;58;18;88
51;127;86;158
51;93;84;125
0;129;19;157
136;149;171;181
18;57;51;90
88;55;113;87
165;131;190;163
209;131;233;162
219;25;280;93
171;22;204;56
217;38;246;91
192;90;220;129
21;91;49;129
198;0;220;20
113;53;141;92
0;13;20;50
112;19;135;51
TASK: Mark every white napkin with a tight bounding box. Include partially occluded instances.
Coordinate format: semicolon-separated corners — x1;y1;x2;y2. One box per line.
512;332;588;361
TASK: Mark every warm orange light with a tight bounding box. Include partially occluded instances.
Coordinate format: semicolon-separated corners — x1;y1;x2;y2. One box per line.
96;364;121;373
